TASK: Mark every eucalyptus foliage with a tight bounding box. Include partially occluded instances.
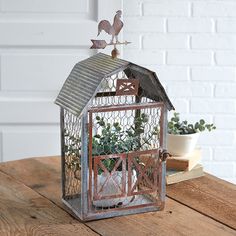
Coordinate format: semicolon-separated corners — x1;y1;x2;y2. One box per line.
93;113;159;174
168;112;216;135
65;113;160;174
92;113;154;156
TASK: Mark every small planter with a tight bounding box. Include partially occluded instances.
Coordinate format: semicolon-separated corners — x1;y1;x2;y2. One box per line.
92;170;137;208
167;112;215;157
167;132;199;157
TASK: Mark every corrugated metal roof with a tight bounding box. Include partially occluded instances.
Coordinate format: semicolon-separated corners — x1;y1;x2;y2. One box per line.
124;64;174;111
55;53;130;116
55;52;174;116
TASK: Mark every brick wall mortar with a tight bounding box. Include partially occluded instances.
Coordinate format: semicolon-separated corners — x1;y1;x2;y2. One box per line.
124;0;236;184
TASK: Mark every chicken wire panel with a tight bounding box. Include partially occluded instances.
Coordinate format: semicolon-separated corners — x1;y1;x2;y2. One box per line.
90;105;162;153
92;94;135;107
98;71;127;93
63;110;82;198
88;103;164;213
91;71;155;108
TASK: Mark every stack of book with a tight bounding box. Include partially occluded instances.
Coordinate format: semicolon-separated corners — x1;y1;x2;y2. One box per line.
166;148;204;185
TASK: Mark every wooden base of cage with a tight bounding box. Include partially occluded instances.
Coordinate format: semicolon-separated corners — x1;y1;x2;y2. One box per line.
62;195;165;222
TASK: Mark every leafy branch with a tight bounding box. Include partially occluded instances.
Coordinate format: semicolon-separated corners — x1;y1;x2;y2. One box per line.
64;113;160;174
168;112;216;135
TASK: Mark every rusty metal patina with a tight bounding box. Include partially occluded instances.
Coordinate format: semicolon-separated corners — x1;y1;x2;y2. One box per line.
55;52;174;221
90;10;131;57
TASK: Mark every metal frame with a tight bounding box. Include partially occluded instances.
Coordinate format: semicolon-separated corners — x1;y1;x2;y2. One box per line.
86;101;165;216
159;106;168;204
60;101;167;221
81;110;89;218
116;79;140;96
128;150;158;196
89;101;164;113
93;153;127;200
60;108;66;198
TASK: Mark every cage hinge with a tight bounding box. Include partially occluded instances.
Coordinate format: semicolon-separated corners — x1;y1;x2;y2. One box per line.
159;149;171;162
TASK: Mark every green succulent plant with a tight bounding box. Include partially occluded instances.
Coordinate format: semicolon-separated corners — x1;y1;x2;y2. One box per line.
168;112;216;135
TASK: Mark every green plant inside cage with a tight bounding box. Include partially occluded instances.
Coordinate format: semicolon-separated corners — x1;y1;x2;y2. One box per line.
64;113;160;175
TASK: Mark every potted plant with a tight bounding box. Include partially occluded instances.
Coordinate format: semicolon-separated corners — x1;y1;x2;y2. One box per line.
167;112;216;156
92;114;155;207
65;112;159;207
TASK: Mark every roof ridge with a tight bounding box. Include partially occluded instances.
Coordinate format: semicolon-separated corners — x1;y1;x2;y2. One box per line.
55;53;174;116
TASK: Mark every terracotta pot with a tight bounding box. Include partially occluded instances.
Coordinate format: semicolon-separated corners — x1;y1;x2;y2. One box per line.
167;133;200;157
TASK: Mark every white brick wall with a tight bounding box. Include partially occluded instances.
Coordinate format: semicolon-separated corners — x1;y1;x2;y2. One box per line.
0;0;235;185
124;0;236;184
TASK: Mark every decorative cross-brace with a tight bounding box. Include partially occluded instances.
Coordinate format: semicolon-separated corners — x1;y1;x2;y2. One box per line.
116;79;140;96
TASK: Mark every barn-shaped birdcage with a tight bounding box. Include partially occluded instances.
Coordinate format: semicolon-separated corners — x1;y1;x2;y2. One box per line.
55;53;174;221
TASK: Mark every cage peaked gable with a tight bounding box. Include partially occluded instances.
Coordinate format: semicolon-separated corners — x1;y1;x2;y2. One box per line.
55;53;174;116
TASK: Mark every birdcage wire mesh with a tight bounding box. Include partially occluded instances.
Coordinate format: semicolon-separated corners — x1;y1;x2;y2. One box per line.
92;71;153;108
88;103;162;212
62;70;165;215
63;109;82;198
99;71;125;93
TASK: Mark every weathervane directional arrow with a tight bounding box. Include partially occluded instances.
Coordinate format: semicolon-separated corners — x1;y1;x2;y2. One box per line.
90;40;131;49
90;10;131;57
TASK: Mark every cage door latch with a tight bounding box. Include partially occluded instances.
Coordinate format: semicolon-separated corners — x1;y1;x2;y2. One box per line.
159;149;171;162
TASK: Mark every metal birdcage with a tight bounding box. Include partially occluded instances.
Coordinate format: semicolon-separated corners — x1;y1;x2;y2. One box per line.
55;53;174;221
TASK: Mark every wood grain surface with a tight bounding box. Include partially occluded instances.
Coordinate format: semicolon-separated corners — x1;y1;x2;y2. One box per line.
0;156;235;236
0;171;97;236
167;173;236;229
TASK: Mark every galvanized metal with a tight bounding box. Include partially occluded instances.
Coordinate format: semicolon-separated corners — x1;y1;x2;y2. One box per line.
125;64;174;111
88;101;164;113
55;53;174;117
116;79;140;96
160;161;166;204
88;110;93;212
56;52;174;221
55;53;129;116
81;110;89;218
60;108;66;198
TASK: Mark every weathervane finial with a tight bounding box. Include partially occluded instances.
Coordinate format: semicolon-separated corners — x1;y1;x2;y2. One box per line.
90;10;131;58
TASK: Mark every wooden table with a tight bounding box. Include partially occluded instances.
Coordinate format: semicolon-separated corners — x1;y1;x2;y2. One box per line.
0;156;235;236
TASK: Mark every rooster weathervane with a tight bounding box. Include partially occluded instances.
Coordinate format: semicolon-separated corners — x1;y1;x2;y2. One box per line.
90;10;131;58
